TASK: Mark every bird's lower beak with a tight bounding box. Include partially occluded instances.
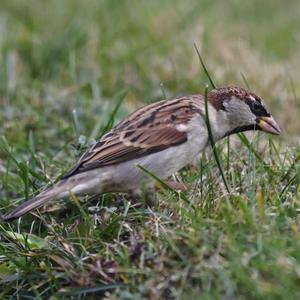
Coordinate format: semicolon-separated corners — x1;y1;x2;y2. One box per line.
257;116;281;135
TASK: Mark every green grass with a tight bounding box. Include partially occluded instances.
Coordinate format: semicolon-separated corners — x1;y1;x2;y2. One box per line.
0;0;300;298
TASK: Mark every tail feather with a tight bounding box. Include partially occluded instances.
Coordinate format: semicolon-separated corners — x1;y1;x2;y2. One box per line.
2;181;70;222
3;194;55;222
1;170;108;222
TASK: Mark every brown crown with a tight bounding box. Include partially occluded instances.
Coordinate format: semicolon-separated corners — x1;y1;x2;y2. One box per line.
208;86;262;111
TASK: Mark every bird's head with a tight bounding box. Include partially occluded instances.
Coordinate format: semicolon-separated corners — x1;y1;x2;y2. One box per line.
207;86;281;139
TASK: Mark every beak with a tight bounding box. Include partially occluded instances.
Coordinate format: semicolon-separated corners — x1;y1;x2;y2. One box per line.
257;116;281;135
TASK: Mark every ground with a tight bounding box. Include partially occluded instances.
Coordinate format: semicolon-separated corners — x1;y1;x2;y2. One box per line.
0;0;300;299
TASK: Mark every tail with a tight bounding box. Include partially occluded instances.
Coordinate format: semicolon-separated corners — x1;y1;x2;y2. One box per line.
2;180;72;222
1;169;110;222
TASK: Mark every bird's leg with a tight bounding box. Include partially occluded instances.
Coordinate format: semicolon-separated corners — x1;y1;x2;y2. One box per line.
120;182;157;207
115;194;126;208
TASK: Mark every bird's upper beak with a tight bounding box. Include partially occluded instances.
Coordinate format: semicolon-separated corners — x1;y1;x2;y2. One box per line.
257;116;281;135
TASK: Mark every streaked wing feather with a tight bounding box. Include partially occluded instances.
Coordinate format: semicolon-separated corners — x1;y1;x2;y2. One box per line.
62;95;203;178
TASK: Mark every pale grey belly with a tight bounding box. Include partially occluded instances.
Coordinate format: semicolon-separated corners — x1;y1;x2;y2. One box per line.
110;139;207;191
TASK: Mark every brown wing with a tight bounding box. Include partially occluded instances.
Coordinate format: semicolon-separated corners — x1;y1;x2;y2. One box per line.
62;95;203;178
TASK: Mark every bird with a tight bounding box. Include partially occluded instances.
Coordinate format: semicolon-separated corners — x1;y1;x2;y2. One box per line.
1;86;281;222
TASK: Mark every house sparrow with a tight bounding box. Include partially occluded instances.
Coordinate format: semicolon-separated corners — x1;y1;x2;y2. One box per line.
1;86;280;222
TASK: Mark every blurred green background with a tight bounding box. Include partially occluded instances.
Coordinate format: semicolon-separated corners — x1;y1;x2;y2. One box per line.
0;0;299;147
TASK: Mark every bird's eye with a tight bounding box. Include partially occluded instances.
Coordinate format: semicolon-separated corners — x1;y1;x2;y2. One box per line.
252;102;261;112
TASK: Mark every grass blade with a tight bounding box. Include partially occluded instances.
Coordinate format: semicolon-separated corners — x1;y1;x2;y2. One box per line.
193;45;230;193
193;43;216;89
280;173;298;198
240;72;251;89
204;86;230;193
101;90;128;135
237;133;275;175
